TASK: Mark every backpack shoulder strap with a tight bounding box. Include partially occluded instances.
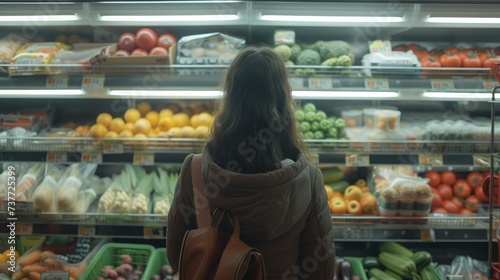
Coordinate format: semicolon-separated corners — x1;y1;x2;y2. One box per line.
191;154;211;228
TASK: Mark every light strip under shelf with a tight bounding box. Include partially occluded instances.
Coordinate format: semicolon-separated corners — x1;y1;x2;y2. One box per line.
109;90;223;98
426;16;500;24
100;14;239;22
0;14;79;22
260;15;404;23
423;91;492;99
293;91;400;99
0;89;84;96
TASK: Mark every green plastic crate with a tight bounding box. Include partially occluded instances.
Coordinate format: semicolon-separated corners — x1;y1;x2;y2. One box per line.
344;257;368;280
80;243;155;280
142;248;168;280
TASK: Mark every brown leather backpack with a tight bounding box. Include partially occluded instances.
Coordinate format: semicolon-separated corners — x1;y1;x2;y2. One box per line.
178;154;266;280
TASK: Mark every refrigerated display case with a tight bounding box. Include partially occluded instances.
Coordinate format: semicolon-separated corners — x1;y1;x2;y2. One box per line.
0;0;500;277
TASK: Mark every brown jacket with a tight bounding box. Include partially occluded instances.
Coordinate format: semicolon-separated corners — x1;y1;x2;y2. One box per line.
167;148;335;280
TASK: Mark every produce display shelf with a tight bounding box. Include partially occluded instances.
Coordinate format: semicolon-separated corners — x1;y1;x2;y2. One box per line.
0;212;489;241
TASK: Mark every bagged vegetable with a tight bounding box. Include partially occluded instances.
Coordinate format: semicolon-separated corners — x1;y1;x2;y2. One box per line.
99;165;145;213
15;163;45;201
55;164;97;212
176;32;245;65
68;176;111;213
0;33;27;63
32;165;66;212
152;169;177;215
9;42;70;76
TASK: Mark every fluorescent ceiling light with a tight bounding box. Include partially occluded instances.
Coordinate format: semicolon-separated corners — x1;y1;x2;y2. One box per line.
109;90;223;98
423;91;491;99
260;15;404;23
100;14;239;22
0;14;79;22
0;90;84;96
426;16;500;24
292;91;399;99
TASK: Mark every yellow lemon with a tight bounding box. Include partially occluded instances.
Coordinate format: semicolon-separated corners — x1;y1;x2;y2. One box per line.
180;126;196;138
96;113;113;128
158;117;175;132
190;114;200;128
88;124;108;138
197;112;212;127
137;102;152;116
104;131;119;138
109;118;125;133
172;113;190;128
145;111;160;128
124;122;135;132
195;126;210;138
159;109;174;118
147;130;158;138
119;130;134;138
134;118;152;135
124;108;141;123
167;127;182;138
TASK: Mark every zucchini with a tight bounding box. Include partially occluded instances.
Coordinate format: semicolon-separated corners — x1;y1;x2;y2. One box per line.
411;251;432;273
362;256;382;270
385;269;403;280
369;268;399;280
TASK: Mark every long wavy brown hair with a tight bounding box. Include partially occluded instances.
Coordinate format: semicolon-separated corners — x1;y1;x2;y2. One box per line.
206;45;308;174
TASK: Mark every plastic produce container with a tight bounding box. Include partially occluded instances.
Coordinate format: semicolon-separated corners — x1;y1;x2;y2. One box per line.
387;130;407;151
374;110;400;132
406;125;425;151
367;129;387;151
362;108;377;128
344;128;367;151
81;243;155;280
342;109;363;128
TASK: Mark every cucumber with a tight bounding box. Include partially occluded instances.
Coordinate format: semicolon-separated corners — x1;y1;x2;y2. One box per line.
362;256;382;270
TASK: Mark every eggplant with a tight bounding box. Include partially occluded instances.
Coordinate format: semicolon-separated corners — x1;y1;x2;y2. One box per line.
341;261;351;280
335;258;345;280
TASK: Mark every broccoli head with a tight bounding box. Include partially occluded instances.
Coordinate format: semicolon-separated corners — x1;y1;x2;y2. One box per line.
296;49;321;65
273;45;292;61
319;40;352;61
289;44;302;62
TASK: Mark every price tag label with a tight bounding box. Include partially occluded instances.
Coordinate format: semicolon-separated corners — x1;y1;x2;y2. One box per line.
82;74;105;88
16;223;33;235
46;75;68;88
484;80;499;91
133;152;155;165
345;154;370;166
418;154;443;166
341;229;374;239
78;225;95;237
16;201;33;212
103;140;124;154
473;154;490;167
420;228;435;242
46;151;67;163
308;77;333;90
365;78;389;90
144;226;164;239
81;150;103;164
289;77;304;89
41;272;70;280
431;79;454;90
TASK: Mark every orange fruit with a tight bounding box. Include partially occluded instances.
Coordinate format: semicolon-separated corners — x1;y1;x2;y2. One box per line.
137;101;152;116
104;131;118;138
344;185;363;202
324;185;334;200
157;117;175;132
190;114;200;128
180;126;196;138
88;124;107;138
173;113;190;128
145;111;160;128
347;200;363;215
124;122;135;132
194;126;210;138
147;130;158;138
134;118;152;135
196;112;212;127
329;198;347;214
109;118;125;133
167;127;182;138
124;108;141;123
119;130;134;138
96;113;113;128
332;191;343;199
159;109;174;119
360;194;378;214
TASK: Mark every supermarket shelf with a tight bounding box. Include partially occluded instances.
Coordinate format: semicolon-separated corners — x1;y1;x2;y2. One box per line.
0;213;488;241
0;138;494;166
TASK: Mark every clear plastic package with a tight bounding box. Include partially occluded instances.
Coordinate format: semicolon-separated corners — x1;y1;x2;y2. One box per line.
342;109;362;128
362;108;377;128
374;109;401;132
387;130;407;151
367;129;387;151
362;50;421;77
344;128;367;151
0;33;28;64
9;42;70;76
176;32;245;65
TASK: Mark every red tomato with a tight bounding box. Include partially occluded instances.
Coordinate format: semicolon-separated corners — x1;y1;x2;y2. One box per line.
467;172;484;188
393;44;408;52
441;171;457;185
460;208;474;215
482;52;500;68
465;195;480;212
451;196;464;209
447;46;458;53
421;57;441;67
453;179;472;198
442;200;460;213
424;171;441;187
431;188;440;195
462;51;482;68
439;53;462;67
432;207;448;214
478;50;488;62
437;184;453;200
475;185;489;203
431;193;443;209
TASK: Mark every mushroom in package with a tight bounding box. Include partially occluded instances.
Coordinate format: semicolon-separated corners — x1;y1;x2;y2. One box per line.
176;32;245;65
